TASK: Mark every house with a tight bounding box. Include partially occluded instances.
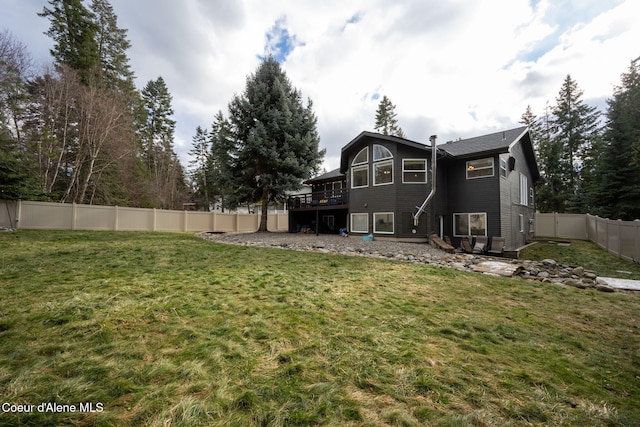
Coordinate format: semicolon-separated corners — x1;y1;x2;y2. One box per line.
288;126;540;251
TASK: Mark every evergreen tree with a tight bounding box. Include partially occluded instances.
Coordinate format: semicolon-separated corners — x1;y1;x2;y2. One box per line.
591;60;640;220
227;57;324;231
535;103;566;213
139;77;187;209
89;0;135;92
374;95;405;138
551;75;600;212
207;111;235;212
189;125;211;209
39;0;100;82
520;105;543;156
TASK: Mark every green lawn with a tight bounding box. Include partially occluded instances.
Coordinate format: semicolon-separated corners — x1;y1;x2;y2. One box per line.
1;231;639;426
520;239;640;280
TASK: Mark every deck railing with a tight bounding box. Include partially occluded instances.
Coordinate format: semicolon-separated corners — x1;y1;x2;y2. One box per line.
287;188;349;210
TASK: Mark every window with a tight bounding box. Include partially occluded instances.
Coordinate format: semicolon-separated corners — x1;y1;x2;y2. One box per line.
374;212;394;234
518;214;525;233
403;159;427;183
353;147;368;165
466;158;494;179
351;165;368;188
350;213;368;233
373;144;393;161
374;160;393;185
453;213;487;237
351;147;369;189
500;158;507;178
520;173;528;205
529;187;534;206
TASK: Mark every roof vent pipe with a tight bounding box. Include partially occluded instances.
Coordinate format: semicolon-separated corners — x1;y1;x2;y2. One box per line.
413;135;437;227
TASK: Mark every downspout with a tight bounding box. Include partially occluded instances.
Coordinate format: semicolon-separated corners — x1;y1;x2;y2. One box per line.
413;135;438;227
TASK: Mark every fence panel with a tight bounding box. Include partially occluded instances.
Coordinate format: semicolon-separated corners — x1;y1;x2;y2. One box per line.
534;213;557;237
535;212;639;263
3;199;289;234
534;213;586;239
237;214;259;232
187;211;214;232
155;209;184;232
619;222;638;262
117;207;154;231
20;201;73;229
0;200;18;228
76;204;115;230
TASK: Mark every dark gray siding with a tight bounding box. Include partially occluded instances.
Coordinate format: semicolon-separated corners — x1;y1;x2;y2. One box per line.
345;138;435;239
444;155;502;247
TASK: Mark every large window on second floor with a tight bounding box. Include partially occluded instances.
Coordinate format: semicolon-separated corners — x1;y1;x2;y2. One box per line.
403;159;427;183
374;160;393;185
351;147;369;188
519;173;528;206
466;158;494;179
373;144;393;186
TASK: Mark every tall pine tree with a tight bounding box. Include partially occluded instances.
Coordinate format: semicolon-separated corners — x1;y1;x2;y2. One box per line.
591;60;640;220
39;0;100;83
228;57;324;231
535;76;600;213
551;75;600;212
139;77;187;209
374;95;405;138
90;0;135;92
189;125;211;209
207;111;234;212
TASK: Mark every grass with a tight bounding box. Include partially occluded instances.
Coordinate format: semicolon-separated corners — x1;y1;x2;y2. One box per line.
520;239;640;280
0;230;638;426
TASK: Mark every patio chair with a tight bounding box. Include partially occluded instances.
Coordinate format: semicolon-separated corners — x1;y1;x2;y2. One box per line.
472;236;488;254
487;236;506;256
460;236;474;253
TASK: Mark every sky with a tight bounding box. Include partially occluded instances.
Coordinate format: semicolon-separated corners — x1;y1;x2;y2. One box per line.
2;0;639;173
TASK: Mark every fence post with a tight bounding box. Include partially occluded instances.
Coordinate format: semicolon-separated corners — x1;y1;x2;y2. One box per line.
183;210;188;232
114;206;119;231
211;211;216;232
15;200;21;229
152;208;157;231
72;202;77;230
235;212;240;232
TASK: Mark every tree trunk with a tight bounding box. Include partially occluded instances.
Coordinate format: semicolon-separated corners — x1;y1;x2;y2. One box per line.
259;189;269;232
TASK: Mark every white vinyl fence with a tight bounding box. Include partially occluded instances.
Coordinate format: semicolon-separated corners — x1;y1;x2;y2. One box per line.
0;200;288;233
535;212;640;263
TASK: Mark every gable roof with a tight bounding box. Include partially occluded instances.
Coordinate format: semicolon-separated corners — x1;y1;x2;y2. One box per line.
340;131;437;173
440;126;540;182
439;126;528;157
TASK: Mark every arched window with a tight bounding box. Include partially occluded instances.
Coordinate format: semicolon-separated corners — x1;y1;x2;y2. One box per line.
373;144;392;161
351;147;369;188
373;145;393;185
353;147;368;165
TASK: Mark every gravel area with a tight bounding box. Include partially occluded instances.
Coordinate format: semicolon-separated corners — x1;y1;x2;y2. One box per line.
198;231;446;259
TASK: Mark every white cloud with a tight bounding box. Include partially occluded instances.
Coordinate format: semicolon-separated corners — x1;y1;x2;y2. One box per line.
1;0;637;172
